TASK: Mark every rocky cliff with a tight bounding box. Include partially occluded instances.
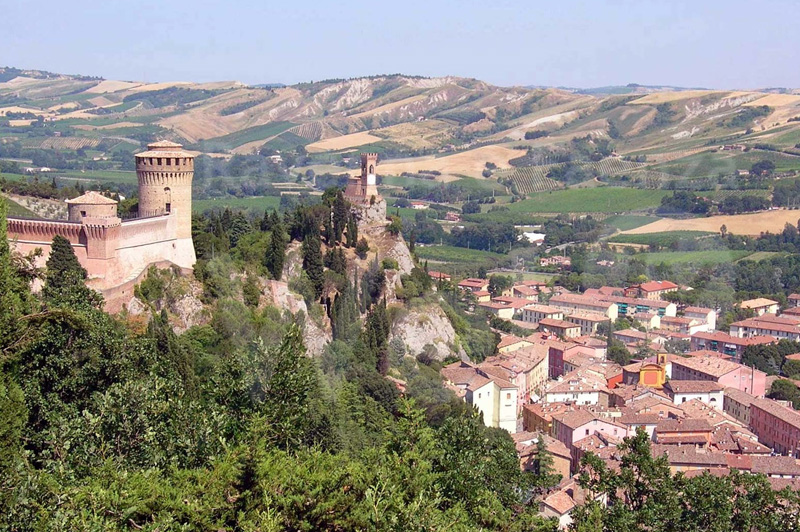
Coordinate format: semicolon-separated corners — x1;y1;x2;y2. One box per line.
390;299;466;361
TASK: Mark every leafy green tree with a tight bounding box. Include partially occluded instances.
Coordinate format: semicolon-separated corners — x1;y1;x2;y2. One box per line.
488;274;513;297
0;198;33;351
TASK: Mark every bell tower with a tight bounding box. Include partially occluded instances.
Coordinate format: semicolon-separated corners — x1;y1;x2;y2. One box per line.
134;140;196;267
360;152;379;199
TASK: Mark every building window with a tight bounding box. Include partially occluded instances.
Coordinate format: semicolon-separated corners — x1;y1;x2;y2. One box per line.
506;393;511;400
157;158;162;165
165;203;171;213
80;210;86;217
478;393;481;399
585;429;589;435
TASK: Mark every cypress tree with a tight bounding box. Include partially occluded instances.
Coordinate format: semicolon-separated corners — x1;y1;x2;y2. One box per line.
265;219;288;281
302;234;324;299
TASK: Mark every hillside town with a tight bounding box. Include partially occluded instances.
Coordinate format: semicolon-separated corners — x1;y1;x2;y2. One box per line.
438;272;800;527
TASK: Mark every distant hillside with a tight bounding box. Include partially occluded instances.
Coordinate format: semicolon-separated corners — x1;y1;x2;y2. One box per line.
2;67;800;180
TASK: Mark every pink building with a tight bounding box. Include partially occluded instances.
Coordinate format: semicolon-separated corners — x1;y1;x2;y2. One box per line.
750;398;800;457
670;355;767;397
551;408;628;449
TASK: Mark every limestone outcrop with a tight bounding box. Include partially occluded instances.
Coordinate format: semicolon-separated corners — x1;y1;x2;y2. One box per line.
390;299;466;361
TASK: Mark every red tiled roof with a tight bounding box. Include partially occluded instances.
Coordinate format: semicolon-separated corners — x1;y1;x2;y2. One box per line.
638;280;678;292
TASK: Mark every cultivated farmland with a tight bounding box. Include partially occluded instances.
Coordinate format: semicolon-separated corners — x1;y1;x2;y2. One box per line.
622;208;800;236
506;187;668;214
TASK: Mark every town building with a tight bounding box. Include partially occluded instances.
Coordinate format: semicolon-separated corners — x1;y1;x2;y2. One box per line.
664;380;724;407
624;280;678;300
549;293;619;321
458;277;490;293
539;318;582;339
565;312;609;336
749;397;800;457
738;298;780;316
440;361;518;432
690;331;776;361
684;306;717;331
729;314;800;341
521;304;565;325
670;355;766;396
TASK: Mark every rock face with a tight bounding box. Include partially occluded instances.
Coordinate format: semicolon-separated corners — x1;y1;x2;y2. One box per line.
264;280;332;356
390;300;466;361
168;281;210;333
353;199;387;226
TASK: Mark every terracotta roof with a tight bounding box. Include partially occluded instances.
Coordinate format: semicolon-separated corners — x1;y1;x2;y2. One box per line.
656;418;712;433
750;397;800;429
567;312;609;323
551;408;597;429
522;304;563;314
496;335;529;350
601;294;672;309
512;285;538;296
750;455;800;476
542;491;576;515
739;298;779;309
685;306;713;314
492;296;536;309
692;331;776;347
639;280;678;292
65;190;118;205
671;355;743;378
539;318;580;330
723;387;757;406
652;444;728;466
665;380;724;394
550;293;613;309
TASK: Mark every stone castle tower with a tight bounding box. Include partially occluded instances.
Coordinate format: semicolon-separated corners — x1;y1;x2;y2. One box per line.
345;153;380;203
135;140;194;237
134;141;196;265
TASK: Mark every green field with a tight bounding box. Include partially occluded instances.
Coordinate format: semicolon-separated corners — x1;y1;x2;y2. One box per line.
56;169;138;184
197;121;295;150
605;214;662;231
609;231;714;247
415;245;505;264
506;187;668;213
636;249;752;265
738;251;790;262
652;150;800;178
193;196;281;213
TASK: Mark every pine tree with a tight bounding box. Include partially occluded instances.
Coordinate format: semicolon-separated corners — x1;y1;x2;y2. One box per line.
302;234;324;299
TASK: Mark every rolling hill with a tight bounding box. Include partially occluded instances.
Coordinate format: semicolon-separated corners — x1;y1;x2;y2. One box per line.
2;67;800;181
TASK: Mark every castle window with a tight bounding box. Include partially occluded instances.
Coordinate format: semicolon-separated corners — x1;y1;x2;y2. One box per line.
157;158;162;165
149;158;154;165
81;210;86;217
166;158;171;166
166;203;171;213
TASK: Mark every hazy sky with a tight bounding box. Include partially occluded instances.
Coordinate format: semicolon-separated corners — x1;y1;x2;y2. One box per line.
4;0;799;88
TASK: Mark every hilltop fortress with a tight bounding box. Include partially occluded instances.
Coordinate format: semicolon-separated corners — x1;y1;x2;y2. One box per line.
7;141;197;310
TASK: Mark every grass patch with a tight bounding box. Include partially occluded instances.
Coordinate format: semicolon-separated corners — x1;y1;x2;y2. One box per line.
605;214;662;231
2;197;37;217
415;245;505;264
635;249;752;265
608;231;714;247
193;196;281;213
506;187;668;213
739;251;790;262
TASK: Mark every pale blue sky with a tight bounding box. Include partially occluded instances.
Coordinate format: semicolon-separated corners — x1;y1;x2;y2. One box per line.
4;0;799;88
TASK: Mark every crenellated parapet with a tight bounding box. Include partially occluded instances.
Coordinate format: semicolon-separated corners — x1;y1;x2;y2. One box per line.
135;171;194;186
7;217;84;244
